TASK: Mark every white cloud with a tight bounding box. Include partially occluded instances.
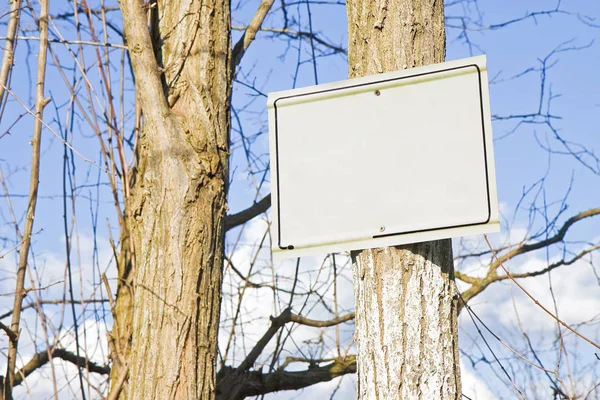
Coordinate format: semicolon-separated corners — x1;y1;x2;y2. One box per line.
9;318;110;400
460;361;499;400
490;255;600;330
0;233;113;399
458;248;600;398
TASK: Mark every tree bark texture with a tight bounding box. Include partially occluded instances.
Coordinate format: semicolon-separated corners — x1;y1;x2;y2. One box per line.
347;1;462;399
114;1;230;399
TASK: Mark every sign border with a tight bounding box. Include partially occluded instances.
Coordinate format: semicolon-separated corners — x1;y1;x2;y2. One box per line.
272;63;491;252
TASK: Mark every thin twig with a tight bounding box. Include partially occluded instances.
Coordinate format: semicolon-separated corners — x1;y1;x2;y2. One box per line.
0;0;23;108
483;235;600;350
0;83;107;171
0;320;17;342
0;36;127;49
231;0;275;69
4;0;49;396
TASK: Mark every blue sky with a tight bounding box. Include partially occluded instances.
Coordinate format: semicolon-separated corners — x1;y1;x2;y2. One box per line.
227;1;600;398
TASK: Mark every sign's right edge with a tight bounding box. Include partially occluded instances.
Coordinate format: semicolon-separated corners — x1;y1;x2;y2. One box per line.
477;55;501;232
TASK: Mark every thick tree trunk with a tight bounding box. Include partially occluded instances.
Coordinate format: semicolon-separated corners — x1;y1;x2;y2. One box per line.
112;1;231;399
347;1;462;398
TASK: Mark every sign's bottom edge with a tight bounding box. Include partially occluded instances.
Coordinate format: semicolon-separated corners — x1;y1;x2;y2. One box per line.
272;222;501;261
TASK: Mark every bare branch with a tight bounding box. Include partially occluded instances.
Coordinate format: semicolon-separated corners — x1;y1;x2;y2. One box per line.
237;308;293;372
232;25;347;55
0;36;127;49
509;245;600;280
106;364;129;400
0;298;110;320
446;6;569;32
234;307;354;374
0;321;17;342
0;0;22;107
458;207;600;308
216;356;356;400
4;0;49;396
232;0;275;69
225;194;271;231
494;208;600;267
290;312;355;328
483;235;600;351
0;84;106;170
13;348;110;387
119;0;170;118
459;244;600;307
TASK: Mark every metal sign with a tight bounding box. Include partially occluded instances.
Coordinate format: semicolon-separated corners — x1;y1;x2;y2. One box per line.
268;55;499;259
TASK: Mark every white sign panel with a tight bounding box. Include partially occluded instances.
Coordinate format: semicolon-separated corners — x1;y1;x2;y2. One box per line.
268;55;499;259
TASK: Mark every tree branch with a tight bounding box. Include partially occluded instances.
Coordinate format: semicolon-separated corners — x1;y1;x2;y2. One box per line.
234;307;355;373
237;308;292;372
4;0;49;396
509;245;600;280
232;0;275;69
454;271;480;285
493;207;600;267
0;0;23;107
11;345;348;400
232;26;347;55
225;194;271;231
216;356;356;400
119;0;170;119
13;348;110;387
459;243;600;310
483;235;600;351
0;321;17;342
0;36;127;49
456;207;600;311
0;298;110;320
106;364;129;400
290;312;355;327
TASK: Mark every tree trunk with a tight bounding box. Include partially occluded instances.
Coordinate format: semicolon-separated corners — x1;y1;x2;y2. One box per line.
346;1;462;398
112;1;231;399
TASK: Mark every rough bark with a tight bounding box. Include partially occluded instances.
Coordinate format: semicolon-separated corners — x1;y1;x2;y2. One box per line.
351;243;461;399
112;1;231;400
347;1;462;398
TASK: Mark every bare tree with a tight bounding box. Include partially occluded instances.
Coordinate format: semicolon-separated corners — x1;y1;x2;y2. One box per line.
0;1;598;399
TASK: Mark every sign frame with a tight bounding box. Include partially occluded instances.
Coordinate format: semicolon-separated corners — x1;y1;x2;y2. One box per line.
268;55;500;260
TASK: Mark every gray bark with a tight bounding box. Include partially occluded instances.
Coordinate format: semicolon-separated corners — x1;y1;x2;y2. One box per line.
347;1;462;398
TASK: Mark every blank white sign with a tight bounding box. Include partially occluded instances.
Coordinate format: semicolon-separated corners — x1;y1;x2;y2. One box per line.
268;56;499;259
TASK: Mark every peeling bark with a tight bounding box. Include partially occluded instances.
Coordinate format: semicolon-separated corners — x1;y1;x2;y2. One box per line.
347;0;461;398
